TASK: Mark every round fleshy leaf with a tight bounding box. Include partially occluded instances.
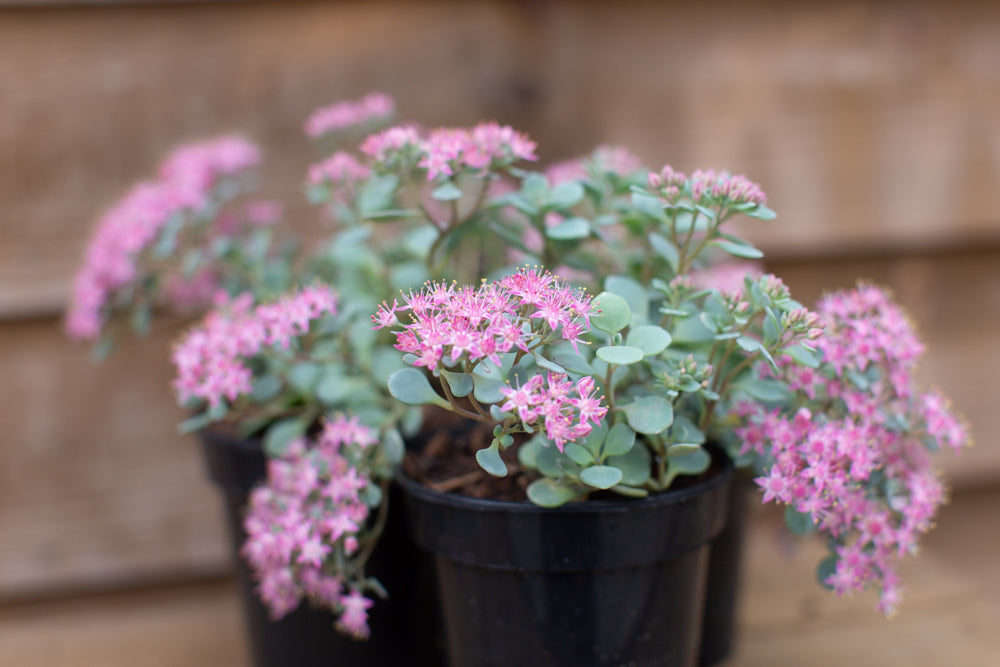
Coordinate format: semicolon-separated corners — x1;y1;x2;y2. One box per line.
626;325;672;356
545;217;591;240
545;181;586;209
288;362;322;394
387;368;449;408
604;275;648;323
381;429;405;465
602;422;636;458
606;444;651;486
527;478;583;508
580;465;624;489
664;447;711;486
431;182;463;201
667;443;703;457
596;345;644;366
621;395;674;434
441;370;474;398
564;443;594;466
591;292;631;335
263;418;307;458
476;443;508;478
784;506;816;536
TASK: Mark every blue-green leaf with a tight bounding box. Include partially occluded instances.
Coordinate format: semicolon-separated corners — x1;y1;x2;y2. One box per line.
601;422;636;458
545;217;591;240
631;192;668;224
784;506;816;536
382;429;405;465
621;395;674;434
545;181;586;209
250;374;283;403
580;465;624;489
607;442;651;486
476;443;508;477
564;442;594;466
626;325;672;356
709;238;764;259
665;447;711;485
441;370;474;398
472;375;507;404
264;418;308;458
387;368;448;408
596;345;645;366
287;362;322;395
527;478;583;507
431;181;464;201
648;232;679;272
816;554;838;591
591;292;631;335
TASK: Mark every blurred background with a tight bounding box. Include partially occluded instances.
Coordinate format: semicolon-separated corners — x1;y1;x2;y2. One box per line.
2;0;999;664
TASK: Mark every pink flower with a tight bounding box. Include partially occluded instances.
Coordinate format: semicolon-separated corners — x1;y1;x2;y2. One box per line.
304;92;395;138
336;591;374;640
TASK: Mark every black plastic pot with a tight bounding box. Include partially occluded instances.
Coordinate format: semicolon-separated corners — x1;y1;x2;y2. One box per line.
698;470;753;666
199;429;446;667
398;458;733;667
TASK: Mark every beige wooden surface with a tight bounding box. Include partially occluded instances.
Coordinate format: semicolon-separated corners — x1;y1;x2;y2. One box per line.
2;0;999;606
3;485;998;667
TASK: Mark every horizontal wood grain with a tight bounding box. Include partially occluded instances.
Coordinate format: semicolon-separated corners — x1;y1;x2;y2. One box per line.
3;0;1000;312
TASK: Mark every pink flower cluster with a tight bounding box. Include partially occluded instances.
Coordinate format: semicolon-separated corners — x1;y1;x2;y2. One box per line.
372;267;593;372
545;144;643;186
499;374;607;451
67;136;261;340
304;92;395;138
172;285;338;408
361;122;537;181
307;151;371;188
647;166;767;207
737;284;969;615
242;415;379;638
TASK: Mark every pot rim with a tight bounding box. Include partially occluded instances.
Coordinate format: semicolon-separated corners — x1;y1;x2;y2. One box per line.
395;450;734;516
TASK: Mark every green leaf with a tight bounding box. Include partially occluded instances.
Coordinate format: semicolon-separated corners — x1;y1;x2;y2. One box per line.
784;506;816;536
517;437;542;469
441;370;474;398
601;422;636;458
709;238;764;259
631;192;668;224
580;465;624;489
382;429;405;465
621;395;674;434
786;344;821;369
387;368;448;408
545;217;591;240
564;443;594;466
472;375;507;404
580;420;609;459
431;181;464;201
591;292;631;334
667;443;703;457
535;441;564;477
287;362;322;395
670;414;706;445
178;411;214;434
527;478;582;507
736;335;763;353
604;275;648;323
610;484;649;498
476;443;508;477
250;374;283;403
358;174;399;217
553;351;595;376
533;353;568;374
131;303;151;337
665;447;711;486
607;442;651;486
545;181;586;209
264;418;308;458
738;377;790;402
317;370;351;406
816;554;838;591
596;345;645;366
359;483;382;508
648;232;679;272
746;204;777;220
626;325;672;356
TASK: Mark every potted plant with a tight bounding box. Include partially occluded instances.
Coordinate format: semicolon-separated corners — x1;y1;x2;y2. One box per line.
67;92;969;667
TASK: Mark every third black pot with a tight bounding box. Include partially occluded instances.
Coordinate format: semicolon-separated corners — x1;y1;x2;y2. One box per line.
199;428;445;667
398;455;733;667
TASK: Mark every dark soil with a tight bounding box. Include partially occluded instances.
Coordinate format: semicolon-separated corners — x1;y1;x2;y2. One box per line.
403;409;538;502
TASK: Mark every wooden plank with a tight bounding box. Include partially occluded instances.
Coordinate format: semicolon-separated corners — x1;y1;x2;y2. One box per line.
3;0;1000;312
0;581;247;667
0;319;230;599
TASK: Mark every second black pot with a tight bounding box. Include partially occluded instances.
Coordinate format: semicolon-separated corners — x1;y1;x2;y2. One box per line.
200;429;446;667
399;456;733;667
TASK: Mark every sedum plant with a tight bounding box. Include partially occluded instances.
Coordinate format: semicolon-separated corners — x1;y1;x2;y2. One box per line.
68;91;969;634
